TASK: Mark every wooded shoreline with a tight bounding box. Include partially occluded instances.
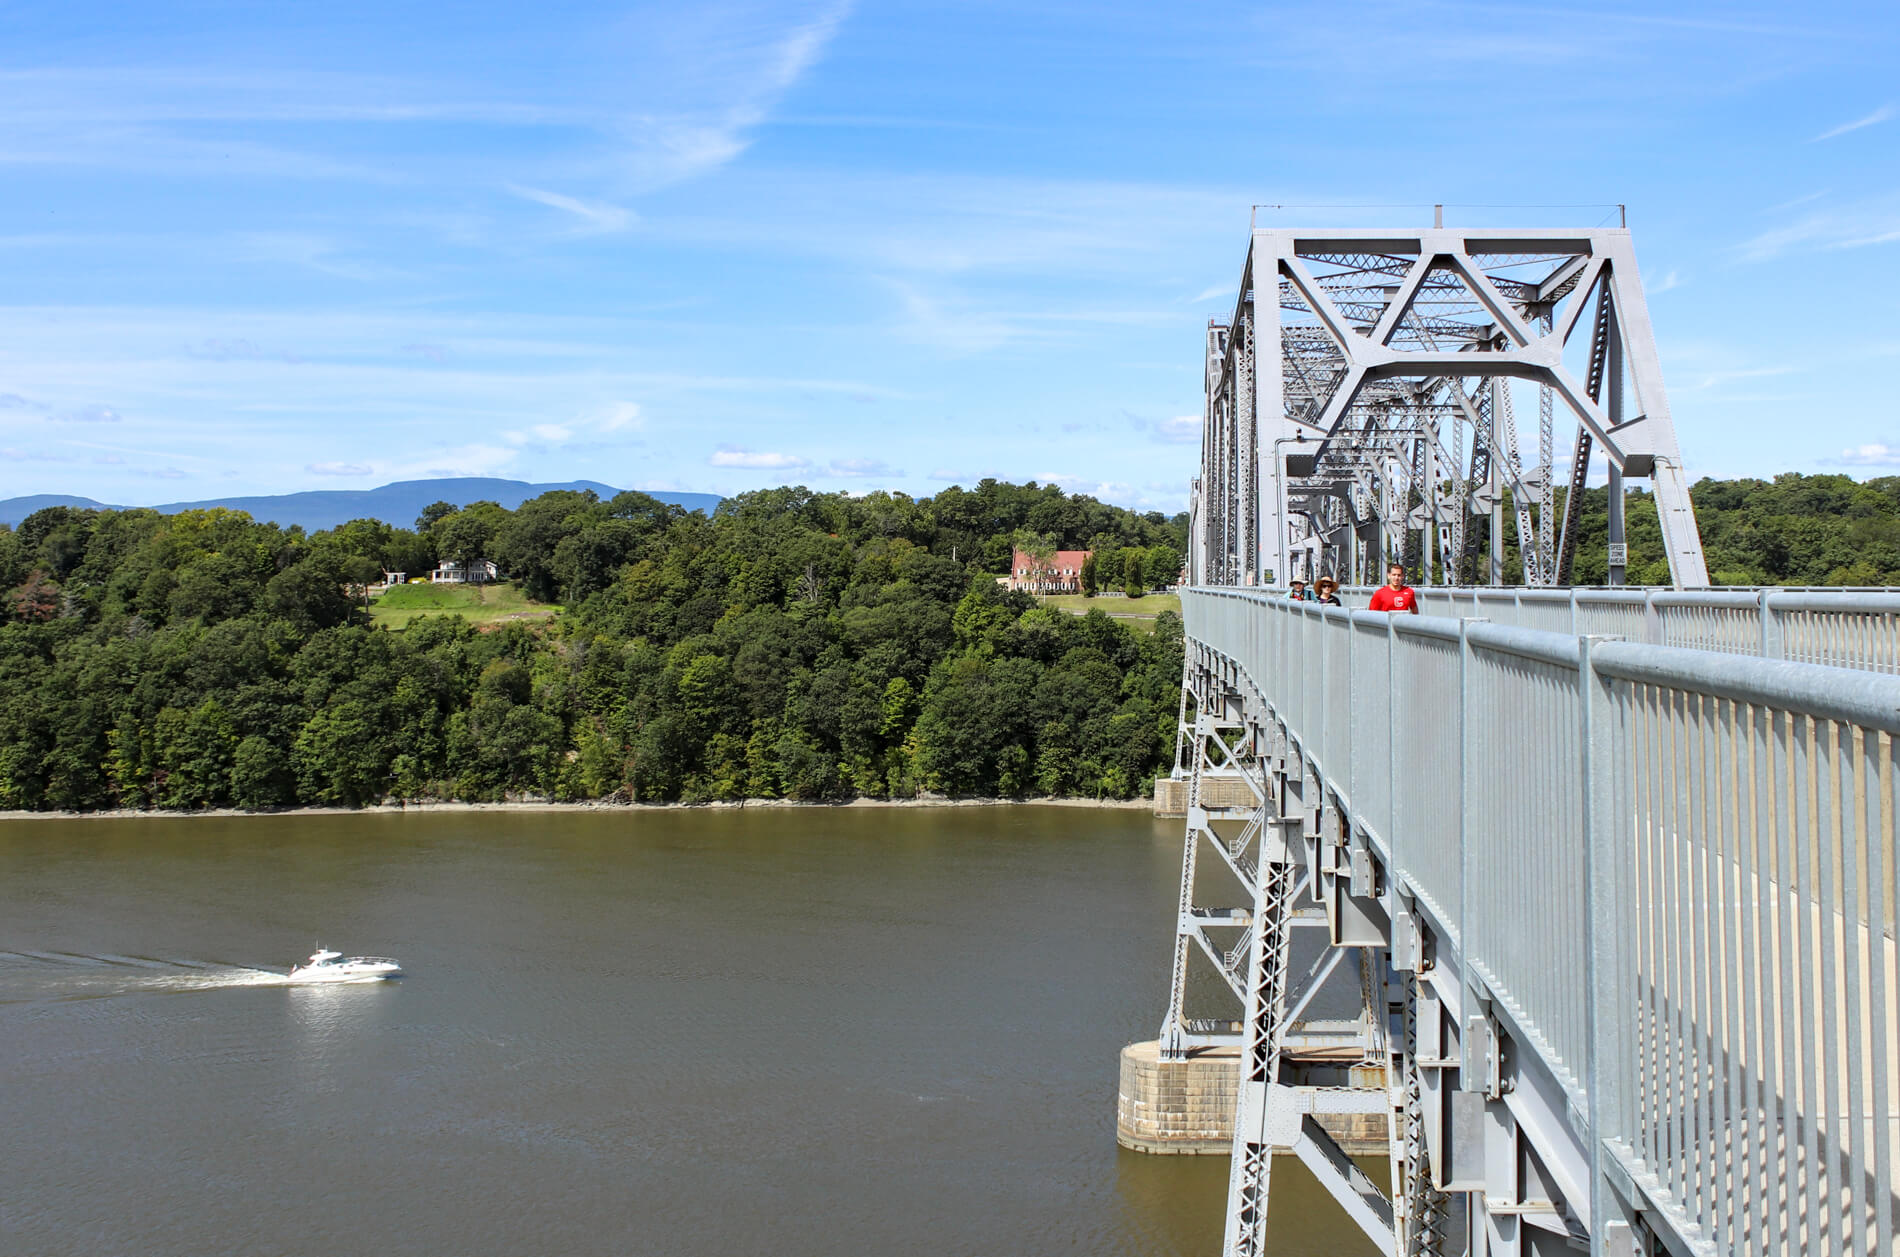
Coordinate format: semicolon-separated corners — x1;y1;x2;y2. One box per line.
0;794;1158;822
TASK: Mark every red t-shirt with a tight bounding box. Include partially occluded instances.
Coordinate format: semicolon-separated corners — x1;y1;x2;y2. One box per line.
1368;584;1418;613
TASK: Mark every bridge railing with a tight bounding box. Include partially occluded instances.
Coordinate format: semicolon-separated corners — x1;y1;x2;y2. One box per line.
1185;587;1900;1256
1314;586;1900;676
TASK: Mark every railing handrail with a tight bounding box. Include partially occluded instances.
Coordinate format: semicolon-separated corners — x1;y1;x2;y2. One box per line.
1267;583;1900;675
1183;584;1899;1256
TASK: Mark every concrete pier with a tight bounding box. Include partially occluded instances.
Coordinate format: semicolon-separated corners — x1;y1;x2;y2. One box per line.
1116;1040;1239;1154
1116;1040;1389;1156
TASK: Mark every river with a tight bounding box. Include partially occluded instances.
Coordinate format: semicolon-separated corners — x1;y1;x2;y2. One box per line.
0;806;1368;1256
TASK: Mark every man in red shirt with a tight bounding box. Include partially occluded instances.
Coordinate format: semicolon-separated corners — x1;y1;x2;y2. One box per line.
1368;562;1419;613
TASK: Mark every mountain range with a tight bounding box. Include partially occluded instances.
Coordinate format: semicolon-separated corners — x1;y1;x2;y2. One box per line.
0;478;722;532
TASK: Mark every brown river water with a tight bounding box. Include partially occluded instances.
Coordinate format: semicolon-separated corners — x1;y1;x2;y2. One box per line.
0;806;1369;1256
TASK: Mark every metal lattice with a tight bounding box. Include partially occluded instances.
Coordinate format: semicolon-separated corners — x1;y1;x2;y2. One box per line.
1189;224;1708;590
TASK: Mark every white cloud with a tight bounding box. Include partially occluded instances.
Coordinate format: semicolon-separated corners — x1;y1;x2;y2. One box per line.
709;445;808;469
507;184;637;234
1812;105;1894;142
378;443;520;480
595;1;855;191
1833;443;1900;467
1154;415;1200;443
1650;269;1683;293
531;423;572;442
1190;282;1233;303
306;461;371;476
825;457;901;477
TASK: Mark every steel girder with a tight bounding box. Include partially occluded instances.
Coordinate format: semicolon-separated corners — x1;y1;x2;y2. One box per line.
1195;226;1708;589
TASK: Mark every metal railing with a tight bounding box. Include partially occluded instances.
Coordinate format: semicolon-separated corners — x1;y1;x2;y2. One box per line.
1305;586;1900;676
1185;587;1900;1256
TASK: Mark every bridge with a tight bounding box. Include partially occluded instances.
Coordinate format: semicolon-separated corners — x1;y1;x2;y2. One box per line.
1134;221;1899;1256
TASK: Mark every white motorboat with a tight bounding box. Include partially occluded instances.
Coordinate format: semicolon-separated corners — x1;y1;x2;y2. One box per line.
286;948;402;984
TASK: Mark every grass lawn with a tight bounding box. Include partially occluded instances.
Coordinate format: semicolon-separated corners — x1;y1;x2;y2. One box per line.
369;580;560;631
1036;592;1181;631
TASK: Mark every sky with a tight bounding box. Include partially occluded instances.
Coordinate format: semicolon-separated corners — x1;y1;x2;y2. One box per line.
0;0;1896;513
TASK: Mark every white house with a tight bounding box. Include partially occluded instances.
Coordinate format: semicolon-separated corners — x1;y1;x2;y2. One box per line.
430;559;500;584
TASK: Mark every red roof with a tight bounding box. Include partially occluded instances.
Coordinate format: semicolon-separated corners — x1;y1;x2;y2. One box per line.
1012;548;1092;576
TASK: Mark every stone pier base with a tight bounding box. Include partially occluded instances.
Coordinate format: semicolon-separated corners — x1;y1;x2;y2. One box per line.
1116;1040;1390;1156
1116;1040;1240;1154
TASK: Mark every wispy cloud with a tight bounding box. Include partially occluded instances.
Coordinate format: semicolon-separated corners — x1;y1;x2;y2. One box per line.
508;184;637;234
825;457;902;477
188;337;303;363
604;1;854;189
1812;104;1894;142
237;232;394;282
306;461;371;476
1650;269;1683;293
1676;364;1801;392
1762;190;1829;214
52;405;123;424
599;402;643;432
1737;195;1900;261
1152;415;1200;443
709;445;809;469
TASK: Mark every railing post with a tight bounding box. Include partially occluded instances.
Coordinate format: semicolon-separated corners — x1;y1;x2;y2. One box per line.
1457;617;1483;1085
1386;613;1397;861
1759;590;1784;660
1579;635;1637;1254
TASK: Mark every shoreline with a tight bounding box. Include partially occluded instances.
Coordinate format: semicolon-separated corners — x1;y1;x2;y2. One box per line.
0;795;1158;823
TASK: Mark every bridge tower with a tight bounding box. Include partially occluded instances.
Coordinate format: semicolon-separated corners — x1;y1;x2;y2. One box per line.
1191;220;1707;590
1140;218;1733;1257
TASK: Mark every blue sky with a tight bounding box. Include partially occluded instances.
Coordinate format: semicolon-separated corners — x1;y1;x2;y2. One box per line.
0;0;1895;512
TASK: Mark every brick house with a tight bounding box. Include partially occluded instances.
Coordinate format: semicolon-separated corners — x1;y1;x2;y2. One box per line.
1007;547;1092;594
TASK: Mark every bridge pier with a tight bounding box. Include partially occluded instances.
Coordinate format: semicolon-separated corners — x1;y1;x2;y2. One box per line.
1116;1040;1393;1156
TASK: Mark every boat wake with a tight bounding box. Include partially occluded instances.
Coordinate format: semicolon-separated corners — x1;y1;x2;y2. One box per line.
0;950;308;1003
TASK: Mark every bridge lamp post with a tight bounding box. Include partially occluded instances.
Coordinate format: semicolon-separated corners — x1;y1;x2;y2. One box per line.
1272;434;1318;587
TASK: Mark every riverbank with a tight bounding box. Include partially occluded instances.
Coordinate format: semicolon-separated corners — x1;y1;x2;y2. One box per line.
0;795;1157;823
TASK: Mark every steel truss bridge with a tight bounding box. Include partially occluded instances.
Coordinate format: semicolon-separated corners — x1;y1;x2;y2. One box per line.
1190;222;1704;591
1159;223;1899;1256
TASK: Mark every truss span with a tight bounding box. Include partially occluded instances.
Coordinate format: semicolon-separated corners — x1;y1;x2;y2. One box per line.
1192;225;1708;592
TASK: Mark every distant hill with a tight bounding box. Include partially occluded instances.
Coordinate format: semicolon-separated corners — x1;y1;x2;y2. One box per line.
0;478;722;531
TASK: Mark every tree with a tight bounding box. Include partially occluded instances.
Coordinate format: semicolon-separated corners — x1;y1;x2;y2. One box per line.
1122;548;1146;597
415;500;458;532
0;480;1188;811
1011;529;1058;593
432;502;506;594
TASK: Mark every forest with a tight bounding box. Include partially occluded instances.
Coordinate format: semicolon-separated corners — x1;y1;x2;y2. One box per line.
1532;473;1900;587
2;470;1891;814
0;480;1186;812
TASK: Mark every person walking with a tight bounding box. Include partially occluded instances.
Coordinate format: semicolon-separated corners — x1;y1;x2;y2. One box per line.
1368;562;1418;613
1288;579;1311;601
1314;577;1342;606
